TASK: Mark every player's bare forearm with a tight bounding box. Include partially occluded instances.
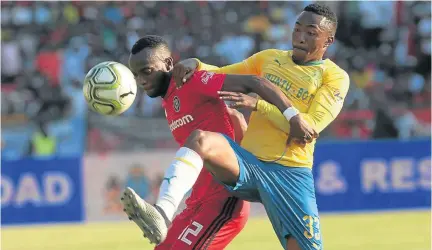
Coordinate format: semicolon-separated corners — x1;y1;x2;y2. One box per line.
222;75;293;113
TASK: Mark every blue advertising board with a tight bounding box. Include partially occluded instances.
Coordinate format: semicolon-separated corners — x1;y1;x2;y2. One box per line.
313;139;431;212
1;140;429;225
1;157;83;225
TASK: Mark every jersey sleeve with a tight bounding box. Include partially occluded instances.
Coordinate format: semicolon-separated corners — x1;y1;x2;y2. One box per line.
191;70;227;99
196;59;220;71
196;49;274;75
256;99;290;133
301;67;350;133
256;67;350;134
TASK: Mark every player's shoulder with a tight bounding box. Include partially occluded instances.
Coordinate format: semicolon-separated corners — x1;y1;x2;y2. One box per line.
254;49;286;58
322;59;350;82
193;70;218;83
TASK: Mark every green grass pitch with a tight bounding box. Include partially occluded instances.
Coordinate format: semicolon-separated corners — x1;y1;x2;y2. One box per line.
2;210;430;250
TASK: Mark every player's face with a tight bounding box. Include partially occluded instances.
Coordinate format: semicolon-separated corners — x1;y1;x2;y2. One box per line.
129;48;173;98
292;11;334;64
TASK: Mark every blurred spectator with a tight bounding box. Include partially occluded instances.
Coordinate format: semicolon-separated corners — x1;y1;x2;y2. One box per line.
1;31;23;83
125;164;152;201
104;176;123;214
1;1;430;156
31;122;56;157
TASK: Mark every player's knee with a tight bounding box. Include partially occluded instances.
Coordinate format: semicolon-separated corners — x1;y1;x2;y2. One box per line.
185;129;213;159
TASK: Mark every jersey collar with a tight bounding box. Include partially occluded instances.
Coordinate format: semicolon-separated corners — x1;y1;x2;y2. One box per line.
288;50;324;66
300;60;324;66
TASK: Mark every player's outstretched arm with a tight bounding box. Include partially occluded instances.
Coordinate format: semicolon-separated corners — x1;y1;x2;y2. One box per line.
173;58;249;86
221;74;293;114
255;100;290;134
220;75;318;143
218;92;291;135
242;68;349;143
174;50;273;87
172;59;220;87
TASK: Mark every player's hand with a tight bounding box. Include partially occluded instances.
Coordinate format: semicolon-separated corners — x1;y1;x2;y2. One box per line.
218;91;258;110
172;59;199;88
287;115;318;146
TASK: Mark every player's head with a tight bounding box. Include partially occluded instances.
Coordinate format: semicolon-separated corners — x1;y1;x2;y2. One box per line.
292;3;337;64
129;35;173;98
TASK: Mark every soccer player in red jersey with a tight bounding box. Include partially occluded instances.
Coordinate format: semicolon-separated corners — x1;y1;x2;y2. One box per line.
122;35;293;249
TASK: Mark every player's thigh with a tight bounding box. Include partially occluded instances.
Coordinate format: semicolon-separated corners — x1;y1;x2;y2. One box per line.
187;130;263;202
257;165;322;250
169;197;246;250
185;130;240;186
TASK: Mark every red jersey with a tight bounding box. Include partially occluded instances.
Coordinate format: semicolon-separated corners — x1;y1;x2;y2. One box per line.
162;70;234;205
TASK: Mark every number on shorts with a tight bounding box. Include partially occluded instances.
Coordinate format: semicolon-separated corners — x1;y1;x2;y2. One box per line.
303;215;321;241
178;221;203;245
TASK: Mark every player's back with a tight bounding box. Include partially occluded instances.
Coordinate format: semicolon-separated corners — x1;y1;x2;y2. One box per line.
162;71;234;205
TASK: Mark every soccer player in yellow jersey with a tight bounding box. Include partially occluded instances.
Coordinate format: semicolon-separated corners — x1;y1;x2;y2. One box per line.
173;4;348;250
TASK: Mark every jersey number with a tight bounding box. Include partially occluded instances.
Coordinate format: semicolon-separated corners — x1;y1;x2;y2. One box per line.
178;221;203;245
303;215;321;241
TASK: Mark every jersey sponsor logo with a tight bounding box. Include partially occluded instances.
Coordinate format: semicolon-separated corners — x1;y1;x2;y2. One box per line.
169;115;194;131
173;96;181;112
200;71;215;84
274;59;282;67
264;73;292;91
264;73;316;104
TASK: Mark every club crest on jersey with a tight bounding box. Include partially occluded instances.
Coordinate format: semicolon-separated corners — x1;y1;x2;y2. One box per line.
173;96;180;112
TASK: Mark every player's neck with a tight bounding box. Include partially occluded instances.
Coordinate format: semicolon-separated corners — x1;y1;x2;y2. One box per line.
291;54;324;66
160;72;173;98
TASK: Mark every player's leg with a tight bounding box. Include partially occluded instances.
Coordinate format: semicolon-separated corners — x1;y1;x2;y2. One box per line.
154;129;242;222
152;129;243;223
121;146;205;245
182;129;262;202
254;164;322;250
123;129;260;245
158;128;261;208
183;129;240;186
286;237;303;250
165;197;249;250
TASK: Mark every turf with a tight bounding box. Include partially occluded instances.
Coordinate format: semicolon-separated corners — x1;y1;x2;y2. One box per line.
2;210;430;250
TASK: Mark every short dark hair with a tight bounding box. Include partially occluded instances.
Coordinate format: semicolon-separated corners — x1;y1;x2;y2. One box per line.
131;35;170;55
304;3;338;34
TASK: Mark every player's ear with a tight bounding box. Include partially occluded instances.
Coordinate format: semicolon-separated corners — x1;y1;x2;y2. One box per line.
165;57;174;71
324;36;334;48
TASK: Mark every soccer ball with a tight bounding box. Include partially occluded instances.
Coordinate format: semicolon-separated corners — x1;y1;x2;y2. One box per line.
83;61;137;115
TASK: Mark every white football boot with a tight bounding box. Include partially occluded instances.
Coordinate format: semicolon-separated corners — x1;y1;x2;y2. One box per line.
121;187;168;245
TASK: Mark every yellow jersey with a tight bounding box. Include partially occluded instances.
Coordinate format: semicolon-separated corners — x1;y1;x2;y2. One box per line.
197;49;350;168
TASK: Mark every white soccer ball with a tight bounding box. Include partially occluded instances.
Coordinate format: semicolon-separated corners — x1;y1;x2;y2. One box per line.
83;61;137;115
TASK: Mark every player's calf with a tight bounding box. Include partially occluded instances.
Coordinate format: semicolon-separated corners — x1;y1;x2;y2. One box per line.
183;129;241;186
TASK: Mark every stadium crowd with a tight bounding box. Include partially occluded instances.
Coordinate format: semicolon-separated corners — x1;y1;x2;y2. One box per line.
1;1;431;158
